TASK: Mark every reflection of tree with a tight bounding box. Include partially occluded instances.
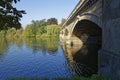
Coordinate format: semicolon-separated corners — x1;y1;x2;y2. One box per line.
14;37;23;48
0;37;24;58
0;38;8;58
45;38;59;55
23;37;59;55
24;38;38;53
0;37;59;58
24;37;36;48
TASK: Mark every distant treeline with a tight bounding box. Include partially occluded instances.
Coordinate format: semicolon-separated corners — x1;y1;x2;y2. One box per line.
24;18;60;38
0;18;66;39
0;0;67;39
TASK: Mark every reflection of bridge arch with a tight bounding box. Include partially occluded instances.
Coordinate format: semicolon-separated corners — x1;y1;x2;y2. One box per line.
61;17;102;76
65;28;69;36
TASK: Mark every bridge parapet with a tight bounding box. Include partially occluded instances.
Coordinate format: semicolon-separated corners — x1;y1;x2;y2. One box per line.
62;0;99;28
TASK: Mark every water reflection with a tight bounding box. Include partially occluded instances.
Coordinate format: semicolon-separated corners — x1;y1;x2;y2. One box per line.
61;40;98;77
15;38;24;48
0;37;59;58
0;37;72;79
24;38;59;55
0;37;99;79
0;38;8;58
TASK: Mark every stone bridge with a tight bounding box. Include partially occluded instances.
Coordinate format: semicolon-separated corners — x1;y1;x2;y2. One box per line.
60;0;102;45
60;0;120;79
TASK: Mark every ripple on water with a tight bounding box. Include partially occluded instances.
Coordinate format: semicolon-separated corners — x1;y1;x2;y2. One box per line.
0;42;72;79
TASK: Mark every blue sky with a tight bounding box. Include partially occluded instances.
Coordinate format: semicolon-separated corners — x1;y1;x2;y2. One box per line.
14;0;79;28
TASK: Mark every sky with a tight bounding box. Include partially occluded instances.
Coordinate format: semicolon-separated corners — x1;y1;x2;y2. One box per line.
14;0;79;28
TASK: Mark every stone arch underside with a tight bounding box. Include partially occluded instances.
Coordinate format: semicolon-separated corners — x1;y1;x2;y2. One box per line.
72;19;102;73
77;13;101;28
73;19;102;46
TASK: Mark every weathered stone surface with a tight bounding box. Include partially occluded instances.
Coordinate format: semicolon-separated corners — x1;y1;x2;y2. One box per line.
99;0;120;79
99;49;120;80
102;18;120;54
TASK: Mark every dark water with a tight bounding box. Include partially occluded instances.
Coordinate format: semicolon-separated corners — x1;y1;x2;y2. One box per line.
0;38;98;79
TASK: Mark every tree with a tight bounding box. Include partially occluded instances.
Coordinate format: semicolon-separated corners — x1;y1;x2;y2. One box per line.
38;19;47;27
46;25;60;36
47;18;58;25
6;28;16;38
24;24;34;37
30;19;47;36
24;18;60;37
0;0;26;30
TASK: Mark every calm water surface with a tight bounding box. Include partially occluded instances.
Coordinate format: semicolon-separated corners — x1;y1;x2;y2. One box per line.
0;38;98;79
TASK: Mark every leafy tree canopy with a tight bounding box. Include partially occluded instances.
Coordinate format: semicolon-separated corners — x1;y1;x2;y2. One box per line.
0;0;26;30
47;18;58;25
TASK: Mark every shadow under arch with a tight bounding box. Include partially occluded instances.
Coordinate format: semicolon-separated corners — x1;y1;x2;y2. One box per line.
70;19;102;76
73;19;102;43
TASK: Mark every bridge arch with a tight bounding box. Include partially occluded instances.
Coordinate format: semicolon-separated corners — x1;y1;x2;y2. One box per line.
59;27;71;41
72;19;102;42
77;13;101;28
72;19;102;58
69;13;101;36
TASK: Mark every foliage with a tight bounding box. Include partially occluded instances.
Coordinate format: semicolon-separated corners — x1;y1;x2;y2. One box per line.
14;28;23;38
46;25;60;36
23;24;35;37
47;18;58;25
0;18;60;38
6;28;16;38
0;30;6;37
0;0;26;30
0;27;23;40
24;19;60;38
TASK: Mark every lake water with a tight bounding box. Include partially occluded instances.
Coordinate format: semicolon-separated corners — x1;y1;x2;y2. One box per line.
0;38;98;79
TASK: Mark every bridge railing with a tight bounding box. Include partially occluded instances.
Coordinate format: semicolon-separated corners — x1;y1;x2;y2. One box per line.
62;0;99;29
62;0;88;28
